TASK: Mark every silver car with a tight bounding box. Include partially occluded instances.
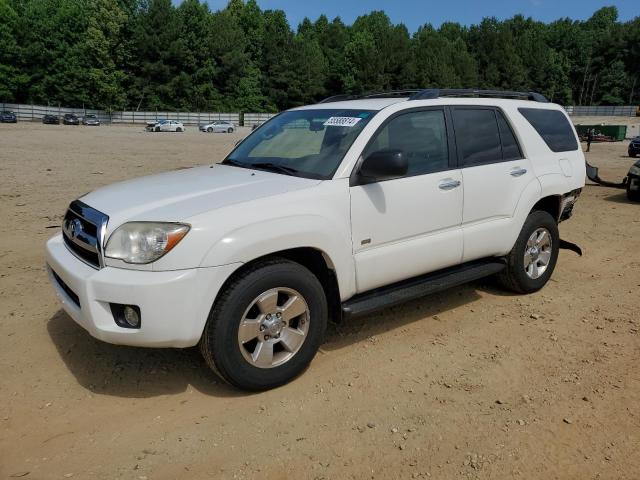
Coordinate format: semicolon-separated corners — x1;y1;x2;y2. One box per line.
147;119;185;132
200;121;235;133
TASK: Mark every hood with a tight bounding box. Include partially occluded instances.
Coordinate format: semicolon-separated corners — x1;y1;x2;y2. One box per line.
81;164;321;233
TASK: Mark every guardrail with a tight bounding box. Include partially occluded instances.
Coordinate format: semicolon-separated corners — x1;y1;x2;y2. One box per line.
0;103;277;126
565;105;638;117
3;102;637;126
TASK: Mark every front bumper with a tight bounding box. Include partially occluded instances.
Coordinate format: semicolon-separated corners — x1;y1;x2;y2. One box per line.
45;233;240;348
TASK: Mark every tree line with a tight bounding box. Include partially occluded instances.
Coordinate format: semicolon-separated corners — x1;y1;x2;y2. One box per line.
1;0;638;112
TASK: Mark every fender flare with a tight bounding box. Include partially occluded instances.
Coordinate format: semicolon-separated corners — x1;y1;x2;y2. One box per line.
199;215;356;300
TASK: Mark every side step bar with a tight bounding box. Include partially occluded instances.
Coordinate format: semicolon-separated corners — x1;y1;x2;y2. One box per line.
341;259;506;319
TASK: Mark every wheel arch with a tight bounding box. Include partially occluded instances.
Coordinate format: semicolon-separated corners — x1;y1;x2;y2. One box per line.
531;195;561;221
211;247;343;325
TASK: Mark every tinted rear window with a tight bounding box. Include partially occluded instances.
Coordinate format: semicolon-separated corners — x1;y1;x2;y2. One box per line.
496;111;522;161
452;108;502;166
518;108;578;152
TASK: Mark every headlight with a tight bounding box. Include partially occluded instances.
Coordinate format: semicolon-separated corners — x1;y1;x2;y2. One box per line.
629;165;640;176
105;222;190;264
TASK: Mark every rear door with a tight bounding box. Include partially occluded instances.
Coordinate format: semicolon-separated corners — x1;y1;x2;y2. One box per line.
451;107;534;262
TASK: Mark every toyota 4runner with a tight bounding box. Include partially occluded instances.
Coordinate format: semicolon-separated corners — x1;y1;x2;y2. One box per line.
46;89;585;390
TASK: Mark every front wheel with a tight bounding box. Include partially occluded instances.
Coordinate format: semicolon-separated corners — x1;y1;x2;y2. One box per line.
227;127;233;133
200;258;327;391
207;127;213;133
497;210;560;294
176;127;183;132
155;126;160;132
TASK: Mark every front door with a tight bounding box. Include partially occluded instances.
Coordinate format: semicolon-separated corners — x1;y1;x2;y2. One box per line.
350;108;464;293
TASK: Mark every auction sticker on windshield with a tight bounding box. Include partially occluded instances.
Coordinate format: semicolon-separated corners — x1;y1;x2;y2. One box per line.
323;117;362;127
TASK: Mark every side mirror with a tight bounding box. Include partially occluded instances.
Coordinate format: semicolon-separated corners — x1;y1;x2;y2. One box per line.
357;149;407;184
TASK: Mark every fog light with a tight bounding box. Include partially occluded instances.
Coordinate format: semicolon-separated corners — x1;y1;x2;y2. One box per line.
110;303;141;329
123;306;140;328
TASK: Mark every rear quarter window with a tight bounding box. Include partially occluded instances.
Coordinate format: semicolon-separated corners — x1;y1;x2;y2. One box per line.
518;108;578;152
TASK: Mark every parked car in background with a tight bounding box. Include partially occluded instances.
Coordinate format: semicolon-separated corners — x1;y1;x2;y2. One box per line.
628;136;640;157
146;119;184;132
625;160;640;201
1;110;17;123
200;120;235;133
63;114;80;125
42;114;60;125
83;114;100;126
252;121;265;131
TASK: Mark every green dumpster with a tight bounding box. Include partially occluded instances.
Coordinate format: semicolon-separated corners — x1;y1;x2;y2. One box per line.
575;124;627;142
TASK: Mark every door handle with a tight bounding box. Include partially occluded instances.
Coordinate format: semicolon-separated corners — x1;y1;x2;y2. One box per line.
438;179;461;190
510;168;527;177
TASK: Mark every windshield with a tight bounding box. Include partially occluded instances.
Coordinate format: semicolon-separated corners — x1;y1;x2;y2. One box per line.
224;109;375;179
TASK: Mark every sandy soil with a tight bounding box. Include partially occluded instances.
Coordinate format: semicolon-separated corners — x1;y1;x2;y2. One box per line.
0;122;638;479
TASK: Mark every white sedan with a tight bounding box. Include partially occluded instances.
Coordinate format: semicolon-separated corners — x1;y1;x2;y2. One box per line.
147;120;185;132
200;121;235;133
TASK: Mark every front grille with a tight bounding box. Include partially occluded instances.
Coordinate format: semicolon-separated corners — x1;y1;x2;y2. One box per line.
50;268;80;308
62;200;109;269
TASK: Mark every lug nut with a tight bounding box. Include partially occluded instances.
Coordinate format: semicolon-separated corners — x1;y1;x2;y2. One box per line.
264;335;270;340
260;325;265;331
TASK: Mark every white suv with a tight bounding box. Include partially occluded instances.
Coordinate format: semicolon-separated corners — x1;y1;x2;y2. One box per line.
46;89;585;390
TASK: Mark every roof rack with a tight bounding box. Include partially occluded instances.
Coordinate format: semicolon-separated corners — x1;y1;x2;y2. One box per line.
409;89;548;103
318;89;549;105
317;90;423;104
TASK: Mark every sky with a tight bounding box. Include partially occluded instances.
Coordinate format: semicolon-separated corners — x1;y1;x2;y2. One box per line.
194;0;637;32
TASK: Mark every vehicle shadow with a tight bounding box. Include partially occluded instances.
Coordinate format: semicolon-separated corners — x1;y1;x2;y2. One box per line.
323;277;513;351
602;191;631;204
47;310;243;399
47;278;511;398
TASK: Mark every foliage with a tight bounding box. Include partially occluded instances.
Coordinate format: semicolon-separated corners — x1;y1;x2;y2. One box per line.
1;1;638;110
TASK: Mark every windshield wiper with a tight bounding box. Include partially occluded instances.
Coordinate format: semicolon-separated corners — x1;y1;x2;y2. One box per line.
249;162;300;176
222;158;248;168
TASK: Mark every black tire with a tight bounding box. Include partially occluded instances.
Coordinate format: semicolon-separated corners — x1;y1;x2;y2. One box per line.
227;127;233;133
200;258;327;391
627;180;640;202
155;126;160;132
176;127;183;132
497;210;560;294
207;127;213;133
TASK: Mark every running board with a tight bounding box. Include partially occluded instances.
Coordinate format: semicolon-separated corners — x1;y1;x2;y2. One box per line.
341;259;506;318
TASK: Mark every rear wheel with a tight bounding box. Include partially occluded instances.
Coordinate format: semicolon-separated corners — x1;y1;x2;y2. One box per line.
200;258;327;391
497;211;559;294
155;126;160;132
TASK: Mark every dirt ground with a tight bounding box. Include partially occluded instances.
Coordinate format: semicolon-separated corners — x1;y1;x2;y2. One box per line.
0;121;638;480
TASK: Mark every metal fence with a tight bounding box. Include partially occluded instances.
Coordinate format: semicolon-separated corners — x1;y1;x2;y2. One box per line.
565;105;638;117
3;102;638;126
244;112;278;125
0;102;276;126
111;110;240;125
